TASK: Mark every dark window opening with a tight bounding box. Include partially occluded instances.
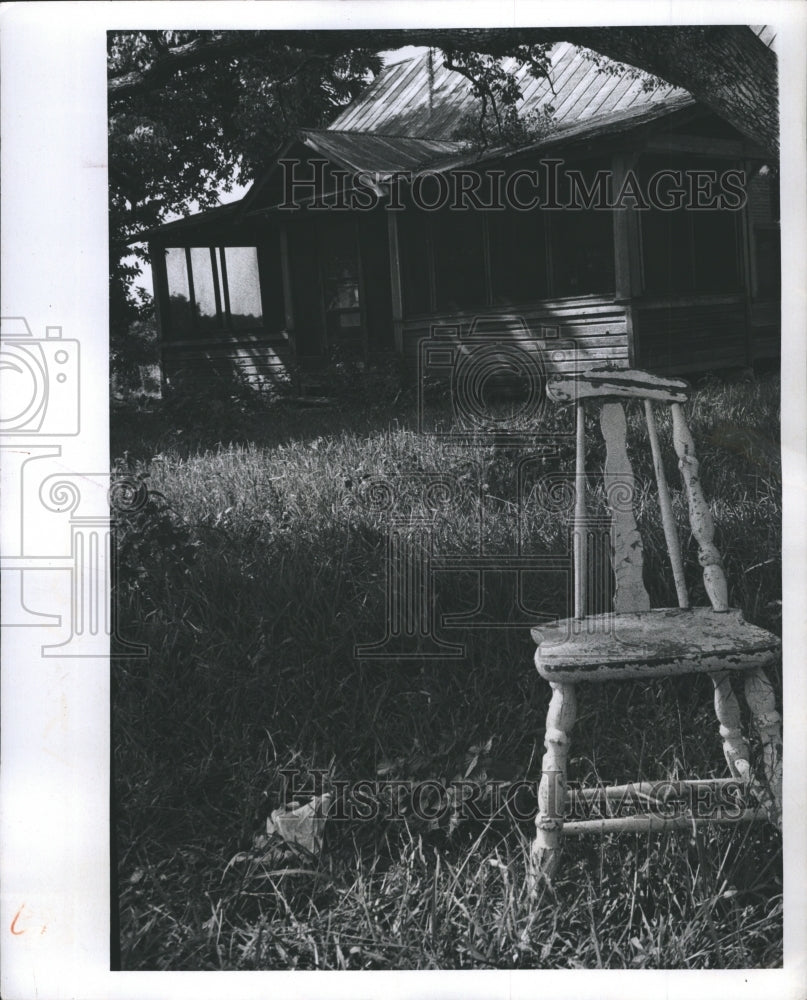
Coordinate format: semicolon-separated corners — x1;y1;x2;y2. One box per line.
399;206;432;316
550;160;614;297
755;228;780;299
398;159;619;318
489;209;549;304
639;155;742;296
431;209;487;312
550;208;614;297
317;216;364;358
749;164;780;299
319;219;360;324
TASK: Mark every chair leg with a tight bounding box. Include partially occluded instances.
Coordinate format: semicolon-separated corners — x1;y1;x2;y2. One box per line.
743;667;783;831
711;672;752;782
531;682;576;882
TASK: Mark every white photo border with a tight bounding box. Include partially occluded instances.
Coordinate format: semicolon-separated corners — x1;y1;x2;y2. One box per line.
1;2;804;998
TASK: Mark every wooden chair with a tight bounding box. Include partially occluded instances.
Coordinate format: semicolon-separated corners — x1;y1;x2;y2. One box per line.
530;367;782;879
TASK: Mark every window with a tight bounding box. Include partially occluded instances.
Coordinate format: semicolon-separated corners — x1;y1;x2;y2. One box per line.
639;155;742;296
188;248;220;334
749;165;780;299
396;159;617;317
550;208;614;297
489;209;549;304
223;248;264;328
319;218;360;320
163;246;264;338
431;208;487;311
398;207;432;316
165;248;194;338
550;160;614;297
318;216;364;355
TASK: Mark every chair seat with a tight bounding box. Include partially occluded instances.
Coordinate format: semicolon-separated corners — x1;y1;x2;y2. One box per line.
532;608;781;683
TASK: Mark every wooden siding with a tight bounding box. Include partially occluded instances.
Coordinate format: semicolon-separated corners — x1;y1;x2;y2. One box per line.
634;299;749;372
161;335;293;390
400;297;630;377
749;300;780;361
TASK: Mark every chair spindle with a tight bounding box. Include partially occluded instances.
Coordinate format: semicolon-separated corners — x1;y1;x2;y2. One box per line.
670;402;729;611
600;401;650;613
644;399;689;609
574;401;587;619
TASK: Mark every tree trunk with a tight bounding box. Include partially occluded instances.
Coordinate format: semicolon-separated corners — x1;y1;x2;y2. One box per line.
558;27;778;158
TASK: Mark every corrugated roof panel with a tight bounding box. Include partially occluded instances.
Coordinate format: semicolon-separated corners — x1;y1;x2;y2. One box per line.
349;58;422;131
384;55;446;132
299;130;461;177
422;95;696;176
329;42;691;142
559;59;617;121
342;57;424;132
374;56;433;128
387;57;463;137
750;25;776;49
550;53;601;121
518;45;577;113
547;44;587;95
425;63;478;136
611;75;650;113
585;70;637;118
578;71;623;120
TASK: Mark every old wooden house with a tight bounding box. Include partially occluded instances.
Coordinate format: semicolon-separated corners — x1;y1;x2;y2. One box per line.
145;42;780;390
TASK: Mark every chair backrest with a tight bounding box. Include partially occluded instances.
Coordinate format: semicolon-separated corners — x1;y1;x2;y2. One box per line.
546;367;729;619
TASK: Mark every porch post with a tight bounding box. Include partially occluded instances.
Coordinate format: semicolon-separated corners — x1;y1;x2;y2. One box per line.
611;153;642;366
278;224;295;334
738;158;755;367
387;209;405;355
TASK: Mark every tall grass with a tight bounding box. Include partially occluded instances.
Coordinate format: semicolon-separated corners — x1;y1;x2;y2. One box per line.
112;372;782;970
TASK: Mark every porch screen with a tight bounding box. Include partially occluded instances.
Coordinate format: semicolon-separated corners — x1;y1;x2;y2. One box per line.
164;247;194;338
223;247;264;328
489;209;549;304
163;246;264;338
550;160;614;297
748;165;780;299
398;207;431;316
431;209;486;311
639;155;742;295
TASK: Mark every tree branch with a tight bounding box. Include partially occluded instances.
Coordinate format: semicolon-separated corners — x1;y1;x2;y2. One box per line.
109;26;778;155
109;32;277;101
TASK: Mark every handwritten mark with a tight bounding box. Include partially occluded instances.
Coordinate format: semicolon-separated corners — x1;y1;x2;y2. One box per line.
10;903;46;936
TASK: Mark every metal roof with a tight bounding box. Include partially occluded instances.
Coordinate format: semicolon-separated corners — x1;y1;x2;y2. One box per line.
420;94;697;176
298;129;461;178
329;43;689;139
133;201;241;243
750;25;777;49
141;38;740;236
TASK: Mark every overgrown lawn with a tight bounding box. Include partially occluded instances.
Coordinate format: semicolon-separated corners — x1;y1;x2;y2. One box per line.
112;372;782;970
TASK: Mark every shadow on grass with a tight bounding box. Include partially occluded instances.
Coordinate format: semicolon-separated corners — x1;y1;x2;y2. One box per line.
111;372;782;970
